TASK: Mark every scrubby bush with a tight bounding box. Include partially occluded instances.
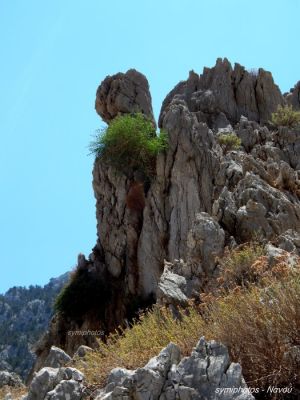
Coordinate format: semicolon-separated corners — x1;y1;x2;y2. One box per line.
271;105;300;128
217;132;241;152
215;242;297;294
217;243;266;289
204;275;300;393
54;268;111;321
75;306;205;386
89;113;168;178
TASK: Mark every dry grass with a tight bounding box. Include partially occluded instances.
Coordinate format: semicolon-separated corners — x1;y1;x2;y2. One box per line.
74;244;300;398
217;242;266;288
0;386;27;399
204;276;300;391
75;306;205;387
215;242;295;291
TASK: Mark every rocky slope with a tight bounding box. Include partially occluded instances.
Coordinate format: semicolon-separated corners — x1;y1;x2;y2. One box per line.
0;273;69;380
31;58;300;382
16;337;254;400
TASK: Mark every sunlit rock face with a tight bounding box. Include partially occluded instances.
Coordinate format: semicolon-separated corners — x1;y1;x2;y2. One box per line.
32;58;300;375
159;58;284;127
95;68;156;126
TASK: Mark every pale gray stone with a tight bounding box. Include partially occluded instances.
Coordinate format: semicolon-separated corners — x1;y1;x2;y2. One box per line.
26;367;85;400
74;346;93;359
44;347;71;369
96;338;253;400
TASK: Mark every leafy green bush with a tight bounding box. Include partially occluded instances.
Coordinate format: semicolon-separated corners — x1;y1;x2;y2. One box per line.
271;105;300;128
217;132;241;152
89;113;168;178
54;268;111;321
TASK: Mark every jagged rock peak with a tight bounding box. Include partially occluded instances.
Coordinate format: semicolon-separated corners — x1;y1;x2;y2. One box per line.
159;57;284;128
286;80;300;110
95;69;156;126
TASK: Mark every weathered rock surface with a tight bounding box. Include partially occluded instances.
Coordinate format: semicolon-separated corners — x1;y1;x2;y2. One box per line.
278;229;300;254
32;59;300;376
159;58;284;127
286;81;300;110
95;338;254;400
73;346;93;359
44;347;71;369
157;213;225;308
95;69;155;125
24;367;85;400
18;339;253;400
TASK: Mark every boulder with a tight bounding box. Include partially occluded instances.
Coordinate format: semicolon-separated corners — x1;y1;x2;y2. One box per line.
96;343;180;400
44;347;71;369
25;367;85;400
74;345;93;359
157;264;189;308
95;69;155;125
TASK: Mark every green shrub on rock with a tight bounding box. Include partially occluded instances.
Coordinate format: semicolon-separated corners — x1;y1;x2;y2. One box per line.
217;132;241;153
271;105;300;128
89;113;168;178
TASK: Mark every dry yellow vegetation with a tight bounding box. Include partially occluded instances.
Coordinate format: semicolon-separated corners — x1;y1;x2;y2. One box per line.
74;244;300;396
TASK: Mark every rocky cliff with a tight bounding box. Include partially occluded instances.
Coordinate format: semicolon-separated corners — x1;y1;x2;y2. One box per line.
33;58;300;372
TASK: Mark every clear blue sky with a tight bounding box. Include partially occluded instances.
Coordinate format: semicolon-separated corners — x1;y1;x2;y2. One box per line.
0;0;299;293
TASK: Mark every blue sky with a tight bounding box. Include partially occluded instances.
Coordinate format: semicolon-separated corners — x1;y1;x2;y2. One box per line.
0;0;299;293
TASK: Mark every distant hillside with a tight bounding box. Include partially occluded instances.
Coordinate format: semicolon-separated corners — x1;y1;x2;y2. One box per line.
0;273;69;380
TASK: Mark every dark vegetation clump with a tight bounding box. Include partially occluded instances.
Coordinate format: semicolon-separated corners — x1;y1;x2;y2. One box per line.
54;268;111;322
89;113;168;178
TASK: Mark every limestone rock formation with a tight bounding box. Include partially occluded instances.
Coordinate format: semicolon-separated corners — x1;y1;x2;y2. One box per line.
95;69;156;125
157;213;225;308
95;338;254;400
24;367;85;400
14;339;253;400
159;58;284;127
31;58;300;382
43;347;71;369
286;81;300;110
